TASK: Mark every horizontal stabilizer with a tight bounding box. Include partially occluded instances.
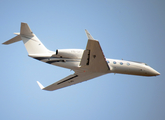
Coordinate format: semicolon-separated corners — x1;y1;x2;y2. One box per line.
14;33;20;35
2;35;22;45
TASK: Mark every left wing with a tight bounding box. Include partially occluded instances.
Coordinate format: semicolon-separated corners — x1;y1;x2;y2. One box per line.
37;71;106;91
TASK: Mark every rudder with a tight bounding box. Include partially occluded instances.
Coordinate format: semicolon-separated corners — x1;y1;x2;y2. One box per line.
20;22;34;37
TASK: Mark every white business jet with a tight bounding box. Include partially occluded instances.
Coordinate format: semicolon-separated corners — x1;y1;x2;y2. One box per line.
3;23;160;91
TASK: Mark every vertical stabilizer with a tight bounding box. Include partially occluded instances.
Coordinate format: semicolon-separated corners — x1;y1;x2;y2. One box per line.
20;22;51;55
20;22;34;37
3;23;54;56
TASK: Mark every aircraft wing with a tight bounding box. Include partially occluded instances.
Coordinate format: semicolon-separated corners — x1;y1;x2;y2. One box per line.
37;71;105;91
37;30;109;91
80;30;110;72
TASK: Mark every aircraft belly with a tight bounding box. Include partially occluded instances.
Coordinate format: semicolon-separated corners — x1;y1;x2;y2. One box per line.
112;66;130;74
52;61;80;69
111;65;146;76
128;65;150;76
38;57;81;70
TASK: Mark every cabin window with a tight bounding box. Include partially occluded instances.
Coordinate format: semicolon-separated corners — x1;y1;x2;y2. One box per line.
107;60;110;63
127;63;130;66
120;62;123;65
113;61;116;64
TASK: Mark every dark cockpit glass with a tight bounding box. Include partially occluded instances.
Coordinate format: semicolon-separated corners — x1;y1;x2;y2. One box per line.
145;63;148;66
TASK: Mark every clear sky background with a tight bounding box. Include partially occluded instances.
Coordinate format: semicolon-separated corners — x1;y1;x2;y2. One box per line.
0;0;165;120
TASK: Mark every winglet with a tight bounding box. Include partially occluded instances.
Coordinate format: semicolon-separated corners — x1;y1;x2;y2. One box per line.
36;81;45;90
85;29;94;40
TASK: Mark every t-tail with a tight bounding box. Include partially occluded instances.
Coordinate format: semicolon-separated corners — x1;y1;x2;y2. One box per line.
3;22;55;57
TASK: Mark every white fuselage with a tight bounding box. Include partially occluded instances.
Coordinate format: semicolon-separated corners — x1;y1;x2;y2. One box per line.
106;59;159;76
34;49;160;77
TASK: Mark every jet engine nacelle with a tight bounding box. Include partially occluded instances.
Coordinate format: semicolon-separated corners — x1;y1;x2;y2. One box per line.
56;49;84;59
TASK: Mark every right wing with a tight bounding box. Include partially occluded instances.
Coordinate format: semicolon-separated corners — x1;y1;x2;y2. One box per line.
37;71;105;91
80;30;110;72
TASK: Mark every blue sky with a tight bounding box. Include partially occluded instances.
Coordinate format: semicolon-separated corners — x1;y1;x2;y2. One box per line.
0;0;165;120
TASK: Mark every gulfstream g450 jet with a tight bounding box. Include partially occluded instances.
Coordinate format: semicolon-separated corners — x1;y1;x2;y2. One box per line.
3;23;160;91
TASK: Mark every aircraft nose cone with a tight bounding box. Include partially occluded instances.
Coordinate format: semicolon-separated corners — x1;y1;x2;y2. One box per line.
151;69;160;76
155;71;160;76
147;67;160;76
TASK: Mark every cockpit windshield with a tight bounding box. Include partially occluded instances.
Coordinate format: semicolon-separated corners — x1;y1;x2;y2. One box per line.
145;63;148;66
